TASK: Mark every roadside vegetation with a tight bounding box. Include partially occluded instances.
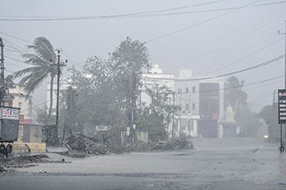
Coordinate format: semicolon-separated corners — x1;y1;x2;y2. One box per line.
11;36;278;153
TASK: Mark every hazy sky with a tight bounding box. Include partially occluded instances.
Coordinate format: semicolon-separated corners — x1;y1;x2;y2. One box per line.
0;0;286;111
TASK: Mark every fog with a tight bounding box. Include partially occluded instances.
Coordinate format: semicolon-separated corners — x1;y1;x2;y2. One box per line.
1;0;285;112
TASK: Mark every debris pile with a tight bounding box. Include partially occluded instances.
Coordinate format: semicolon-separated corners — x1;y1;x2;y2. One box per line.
62;133;194;156
63;134;112;157
0;154;68;172
150;138;194;151
131;138;194;152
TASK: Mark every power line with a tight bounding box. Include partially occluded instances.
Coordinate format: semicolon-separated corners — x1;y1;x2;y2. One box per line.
1;0;285;21
177;75;284;95
17;73;283;113
203;36;285;75
1;0;282;72
177;78;284;108
0;0;227;22
38;0;266;70
3;38;30;53
145;54;284;82
247;93;273;104
254;0;286;7
146;0;263;43
0;0;283;87
0;32;31;44
212;54;284;79
134;1;286;18
165;10;286;72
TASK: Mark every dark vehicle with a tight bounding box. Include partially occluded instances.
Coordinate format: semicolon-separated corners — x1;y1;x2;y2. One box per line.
0;107;20;157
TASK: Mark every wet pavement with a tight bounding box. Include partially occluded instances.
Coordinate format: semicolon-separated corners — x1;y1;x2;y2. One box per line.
0;137;286;190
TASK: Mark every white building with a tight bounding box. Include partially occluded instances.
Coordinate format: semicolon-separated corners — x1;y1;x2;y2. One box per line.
174;70;226;138
140;64;175;134
46;78;71;112
140;64;175;107
8;85;33;124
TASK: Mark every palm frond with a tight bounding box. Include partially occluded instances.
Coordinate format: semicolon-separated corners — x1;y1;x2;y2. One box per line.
13;66;42;78
20;71;49;96
27;37;56;62
22;54;51;66
17;68;48;85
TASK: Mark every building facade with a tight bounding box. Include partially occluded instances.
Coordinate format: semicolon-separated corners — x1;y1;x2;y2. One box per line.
174;70;227;138
140;64;175;107
140;64;175;135
46;78;71;112
7;86;33;124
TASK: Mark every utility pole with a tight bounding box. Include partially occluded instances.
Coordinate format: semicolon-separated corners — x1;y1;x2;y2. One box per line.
172;92;175;138
55;50;61;145
280;21;286;90
0;38;4;88
0;38;8;106
53;50;67;146
179;91;182;137
278;21;286;152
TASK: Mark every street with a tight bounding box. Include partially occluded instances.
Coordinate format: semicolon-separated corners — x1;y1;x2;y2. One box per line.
1;138;286;190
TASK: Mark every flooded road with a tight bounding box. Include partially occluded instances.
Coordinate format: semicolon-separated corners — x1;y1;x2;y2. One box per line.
1;138;286;190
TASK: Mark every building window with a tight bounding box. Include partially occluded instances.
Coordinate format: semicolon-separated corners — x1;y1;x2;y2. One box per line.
178;88;182;94
186;103;189;111
186;88;189;93
192;103;196;110
192;86;196;93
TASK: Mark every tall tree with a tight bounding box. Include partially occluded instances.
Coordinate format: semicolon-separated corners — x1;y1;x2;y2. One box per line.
111;37;151;138
68;37;150;142
136;85;178;141
13;37;57;117
68;57;127;130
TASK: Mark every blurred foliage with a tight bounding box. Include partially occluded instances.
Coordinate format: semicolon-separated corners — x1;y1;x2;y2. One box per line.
257;104;280;142
13;37;58;117
65;37;158;143
225;76;263;137
136;85;178;141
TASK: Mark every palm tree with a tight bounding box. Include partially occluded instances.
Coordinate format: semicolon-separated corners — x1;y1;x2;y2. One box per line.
13;37;58;117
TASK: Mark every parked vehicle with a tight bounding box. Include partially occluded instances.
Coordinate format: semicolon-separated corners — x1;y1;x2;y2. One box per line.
0;107;20;157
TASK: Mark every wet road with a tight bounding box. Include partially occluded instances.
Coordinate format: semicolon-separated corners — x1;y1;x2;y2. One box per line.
1;138;286;190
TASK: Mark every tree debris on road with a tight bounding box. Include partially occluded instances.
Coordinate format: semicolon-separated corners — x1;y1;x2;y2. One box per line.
131;138;194;152
0;154;69;172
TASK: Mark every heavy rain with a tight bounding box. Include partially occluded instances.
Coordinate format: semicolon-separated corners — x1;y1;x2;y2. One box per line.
0;0;286;189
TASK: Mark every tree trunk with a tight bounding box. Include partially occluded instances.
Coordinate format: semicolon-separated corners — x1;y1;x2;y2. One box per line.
48;76;54;118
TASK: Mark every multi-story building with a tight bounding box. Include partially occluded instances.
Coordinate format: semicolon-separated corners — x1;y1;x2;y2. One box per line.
140;64;175;134
46;78;71;112
140;64;175;106
175;70;227;138
7;85;33;124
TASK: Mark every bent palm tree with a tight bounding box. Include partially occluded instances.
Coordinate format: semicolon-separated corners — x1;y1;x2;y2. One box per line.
13;37;58;117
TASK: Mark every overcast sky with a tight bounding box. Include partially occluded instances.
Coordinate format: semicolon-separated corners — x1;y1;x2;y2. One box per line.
0;0;286;112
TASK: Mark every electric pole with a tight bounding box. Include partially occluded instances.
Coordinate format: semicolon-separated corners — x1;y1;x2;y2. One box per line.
280;21;286;90
0;38;4;88
278;21;286;152
172;92;175;138
56;50;60;145
0;38;8;106
53;50;67;146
